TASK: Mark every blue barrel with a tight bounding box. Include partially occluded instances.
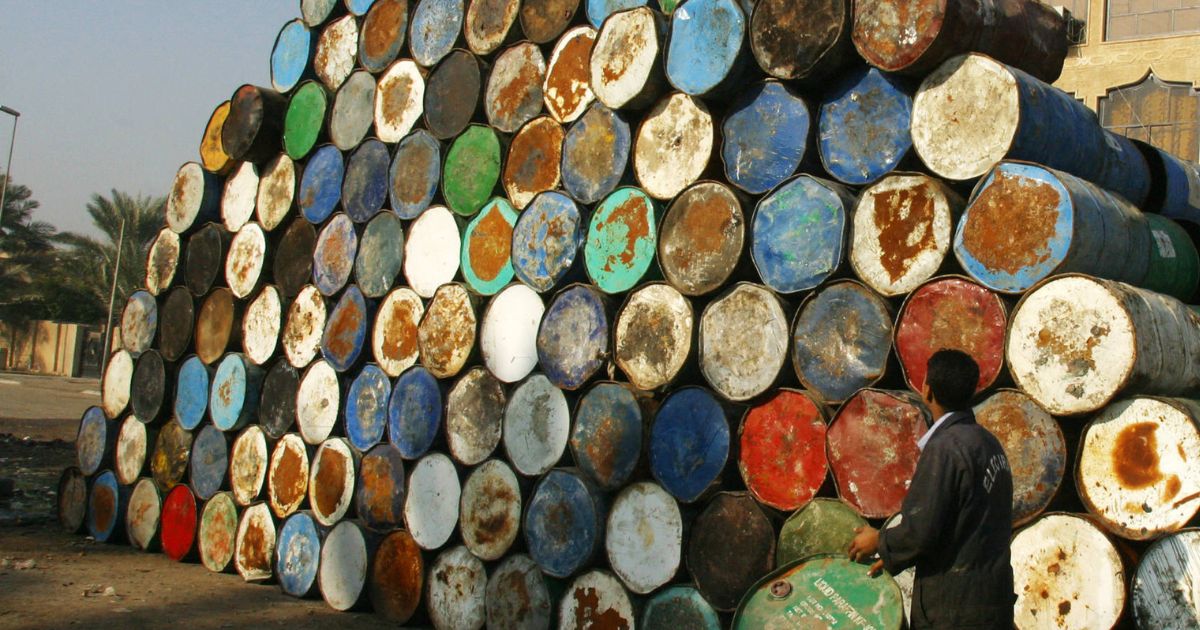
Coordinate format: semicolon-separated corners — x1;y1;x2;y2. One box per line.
751;174;855;294
345;363;392;451
76;406;114;476
87;470;127;543
954;161;1151;294
388;365;444;459
346;0;376;15
524;468;607;578
818;67;914;186
175;356;211;431
1136;140;1200;225
299;144;345;224
360;0;408;72
390;130;442;220
461;198;519;296
409;0;464;68
271;19;315;94
721;80;811;195
586;0;651;27
512;191;586;293
354;211;404;298
561;103;631;205
585;186;660;294
537;284;610;391
650;386;730;503
190;424;230;500
791;280;893;404
570;382;643;490
313;213;359;296
356;443;407;528
322;285;371;371
1099;130;1152;209
665;0;747;97
210;354;265;432
343;138;390;223
643;585;722;629
276;511;324;598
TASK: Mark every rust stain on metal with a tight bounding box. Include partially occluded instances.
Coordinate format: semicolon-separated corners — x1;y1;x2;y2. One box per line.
93;485;115;531
493;46;545;126
196;290;234;364
873;184;937;282
467;477;517;545
521;0;577;42
597;196;650;273
325;302;363;361
752;0;846;79
381;300;419;362
505;117;564;207
314;448;348;517
398;142;438;206
363;0;408;60
361;456;398;524
240;518;270;572
545;30;595;121
586;417;621;482
1114;422;1163;490
381;72;417;127
666;188;737;275
961;171;1060;275
573;587;630;630
853;2;936;65
469;207;514;282
1034;308;1109;381
420;287;477;378
271;444;308;512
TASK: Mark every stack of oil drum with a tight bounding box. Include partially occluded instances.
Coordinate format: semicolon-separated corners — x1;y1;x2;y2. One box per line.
57;0;1200;627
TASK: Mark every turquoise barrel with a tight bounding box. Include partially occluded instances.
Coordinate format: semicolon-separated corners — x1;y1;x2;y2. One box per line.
259;360;299;439
276;511;324;598
388;365;444;459
1137;140;1200;225
359;0;408;72
649;386;730;503
355;443;407;528
1144;213;1200;301
210;353;265;432
733;554;904;629
354;211;404;298
389;130;441;220
512;191;586;293
570;382;644;490
537;284;610;390
585;186;660;294
776;497;867;566
87;470;128;543
174;356;211;431
791;280;893;404
954;161;1152;294
271;19;315;94
312;213;358;296
561;103;632;204
642;585;722;629
818;66;915;186
461;198;518;296
751;174;855;294
665;0;748;97
721;81;811;195
409;0;465;67
189;424;230;500
299;144;345;223
524;468;607;578
424;50;484;140
342;138;390;223
321;285;371;371
345;363;392;451
586;0;651;27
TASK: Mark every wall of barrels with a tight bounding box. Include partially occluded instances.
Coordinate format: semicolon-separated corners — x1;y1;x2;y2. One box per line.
55;0;1200;627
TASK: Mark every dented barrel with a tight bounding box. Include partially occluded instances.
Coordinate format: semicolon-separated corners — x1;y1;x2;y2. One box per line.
513;191;585;293
561;103;631;204
570;382;645;490
721;81;810;196
355;443;406;529
537;284;609;390
658;181;745;296
699;282;790;402
525;468;607;578
460;459;523;561
749;0;854;81
388;365;443;459
973;390;1065;526
634;93;714;200
776;497;867;566
739;389;827;511
818;67;914;186
487;43;547;134
751;174;854;294
390;130;441;220
650;386;730;503
613;282;693;391
276;511;324;598
504;117;564;210
827;389;928;518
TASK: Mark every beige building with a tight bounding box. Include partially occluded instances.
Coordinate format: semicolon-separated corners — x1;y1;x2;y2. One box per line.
1055;0;1200;162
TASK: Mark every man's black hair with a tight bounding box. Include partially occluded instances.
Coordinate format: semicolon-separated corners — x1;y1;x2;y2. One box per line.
925;348;979;410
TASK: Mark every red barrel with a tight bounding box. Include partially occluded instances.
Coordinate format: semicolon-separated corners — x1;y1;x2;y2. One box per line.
738;389;828;511
827;389;928;518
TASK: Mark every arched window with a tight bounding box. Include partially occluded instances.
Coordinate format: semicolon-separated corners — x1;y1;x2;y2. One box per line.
1099;73;1200;161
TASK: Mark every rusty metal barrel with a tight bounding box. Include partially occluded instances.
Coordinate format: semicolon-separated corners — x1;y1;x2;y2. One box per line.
319;520;379;611
405;207;461;298
174;356;210;430
161;484;199;562
222;85;287;164
199;101;235;175
284;81;329;160
749;0;854;82
590;6;667;110
487;42;547;135
283;285;327;368
642;586;721;628
271;18;315;94
973;389;1065;527
486;553;555;628
315;15;359;91
1011;513;1126;629
312;213;358;296
256;154;295;232
225;222;268;299
321;284;371;372
167;163;221;234
388;365;443;459
657;181;745;296
544;26;596;124
827;389;928;518
298;359;341;444
634;93;713;200
145;227;181;296
359;0;408;73
390;130;441;220
276;511;324;598
158;286;194;362
664;0;747;98
733;554;905;629
465;0;521;55
267;433;311;519
199;491;239;573
687;491;776;612
300;144;345;224
331;71;376;151
584;187;660;294
818;67;915;186
739;389;827;512
87;470;128;543
372;288;422;378
613;282;693;391
356;443;406;529
189;424;230;500
260;361;299;439
512;191;585;293
210;353;265;432
424;50;484;140
121;291;158;356
222;165;261;229
560;569;637;629
503;373;571;476
369;529;425;623
242;286;283;366
309;437;359;526
481;283;545;383
561;102;631;204
461;198;518;295
234;502;277;582
570;382;645;490
102;350;133;419
126;478;163;551
791;280;893;405
301;0;342;27
274;218;316;298
377;60;426;145
195;287;238;365
776;497;867;566
59;468;88;534
404;452;461;550
504;117;564;211
1007;274;1200;415
428;545;488;629
115;416;150;485
151;420;192;493
699;282;790;401
721;81;810;196
185;223;230;296
852;0;1069;84
345;364;391;451
606;481;683;594
460;458;523;561
447;366;506;466
77;406;115;476
418;282;478;379
1132;529;1200;628
650;386;731;503
342;138;390;223
525;468;607;578
230;425;270;506
752;174;855;294
536;284;609;390
1077;397;1200;540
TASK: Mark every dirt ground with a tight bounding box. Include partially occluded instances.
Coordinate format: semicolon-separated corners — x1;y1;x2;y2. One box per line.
0;374;396;629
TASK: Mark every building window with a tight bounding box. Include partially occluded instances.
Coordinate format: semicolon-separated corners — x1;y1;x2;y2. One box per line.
1099;73;1200;161
1107;0;1200;41
1057;0;1090;24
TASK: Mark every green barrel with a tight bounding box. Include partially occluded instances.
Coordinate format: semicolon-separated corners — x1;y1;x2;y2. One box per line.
284;81;329;160
1144;213;1200;302
443;124;502;217
584;186;660;294
462;198;518;296
734;554;904;630
776;498;867;567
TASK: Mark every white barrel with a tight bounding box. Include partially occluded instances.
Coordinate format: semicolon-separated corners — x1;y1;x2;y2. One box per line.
267;433;310;519
309;437;358;526
166;162;214;233
559;569;636;629
1132;529;1200;628
115;417;149;486
590;7;664;110
230;425;269;506
120;291;157;356
461;459;523;561
255;154;296;231
319;520;372;611
221;162;259;232
298;359;341;445
404;206;461;298
242;286;283;366
375;59;425;143
447;367;506;466
1079;397;1200;540
606;481;682;594
145;227;181;295
404;452;461;551
614;283;693;391
503;374;571;476
315;15;359;90
126;478;162;551
428;545;488;630
283;285;328;369
634;93;714;200
226;222;267;299
1007;274;1200;415
481;284;545;383
199;491;239;573
486;554;554;630
372;287;424;377
486;42;547;134
102;350;134;419
544;26;597;124
234;502;277;582
419;283;477;379
699;283;789;401
1012;513;1126;629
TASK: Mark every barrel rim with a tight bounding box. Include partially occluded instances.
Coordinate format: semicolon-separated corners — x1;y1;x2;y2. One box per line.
696;280;789;402
612;280;694;391
661;0;747;97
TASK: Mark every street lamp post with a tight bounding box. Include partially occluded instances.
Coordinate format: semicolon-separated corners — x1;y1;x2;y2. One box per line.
0;105;21;233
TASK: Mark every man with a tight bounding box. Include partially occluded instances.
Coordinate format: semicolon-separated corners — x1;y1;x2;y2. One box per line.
848;349;1015;629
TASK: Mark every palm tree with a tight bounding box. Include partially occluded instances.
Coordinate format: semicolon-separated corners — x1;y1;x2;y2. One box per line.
0;177;57;321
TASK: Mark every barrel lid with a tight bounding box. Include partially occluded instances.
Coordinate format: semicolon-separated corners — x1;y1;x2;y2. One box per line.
607;481;683;594
776;497;867;567
222;162;260;234
230;425;269;506
447;366;506;465
371;287;422;376
409;0;464;68
614;282;693;391
168;163;218;234
256;154;297;231
198;491;239;572
210;353;259;432
388;365;443;459
733;554;904;629
513;191;584;293
461;459;523;560
355;443;406;528
405;206;461;297
268;433;311;518
536;283;608;390
585;186;659;294
260;360;300;439
404;452;461;550
77;406;111;475
465;0;520;55
242;286;282;366
115;416;149;486
571;382;644;490
1012;513;1126;629
417;282;477;378
650;387;730;503
225;222;267;299
561;102;631;204
235;502;277;582
486;553;554;628
330;71;377;151
360;0;409;73
590;6;664;110
487;42;547;134
87;470;122;542
283;285;328;368
390;130;442;220
313;213;358;296
271;19;314;94
309;438;357;526
199;103;235;175
300;144;345;224
127;478;162;551
818;66;914;186
161;484;198;562
481;284;544;383
284;81;329;160
559;569;636;628
186;223;229;296
276;511;322;598
302;0;341;26
634;93;714;200
586;0;651;27
973;389;1064;527
322;285;370;371
344;141;393;226
315;15;359;90
345;364;392;451
1132;529;1200;627
158;286;195;362
424;50;483;140
461;198;518;295
503;116;564;210
751;174;852;294
827;389;927;518
130;349;167;422
791;280;892;404
59;467;88;534
643;585;722;629
739;389;827;511
721;81;809;195
298;359;341;444
375;60;425;143
699;282;789;401
102;350;133;419
658;181;744;296
749;0;849;80
223;85;283;164
190;424;229;500
274;219;316;299
175;356;211;430
525;468;605;578
543;26;597;124
151;419;192;493
370;529;424;623
347;0;376;14
428;545;488;629
665;0;746;96
444;126;503;218
690;492;777;612
145;228;181;295
503;373;571;476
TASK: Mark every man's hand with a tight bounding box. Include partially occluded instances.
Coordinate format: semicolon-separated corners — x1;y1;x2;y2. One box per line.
848;525;885;576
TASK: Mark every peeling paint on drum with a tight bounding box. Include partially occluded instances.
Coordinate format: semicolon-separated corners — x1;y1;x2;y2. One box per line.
826;389;928;518
447;367;506;466
544;27;597;124
77;406;114;476
559;569;636;629
720;80;809;195
360;0;409;73
428;545;488;630
309;438;358;526
536;284;609;390
355;211;405;298
189;424;229;500
256;154;297;232
418;283;477;378
235;502;277;582
283;285;328;369
151;420;193;494
1132;529;1200;628
312;213;359;296
487;42;547;134
404;452;461;550
127;478;163;552
321;285;371;372
242;286;283;366
464;0;521;55
818;66;914;186
504;117;564;210
276;511;323;598
584;187;659;294
268;433;311;518
751;174;854;295
571;382;644;491
315;16;359;90
776;497;867;567
408;0;464;68
525;469;607;578
375;60;425;143
613;282;692;391
297;359;342;445
369;529;424;623
225;222;267;299
738;389;827;511
699;282;789;401
461;198;518;296
115;416;149;486
486;554;554;629
561;102;631;205
658;181;744;297
372;287;423;377
973;390;1065;527
144;228;181;295
460;459;523;561
606;481;682;594
168;162;221;234
221;162;259;233
199;491;239;573
121;290;158;356
589;6;666;110
513;192;585;294
230;426;269;506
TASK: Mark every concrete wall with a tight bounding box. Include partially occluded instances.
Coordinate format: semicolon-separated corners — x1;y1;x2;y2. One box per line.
0;320;100;377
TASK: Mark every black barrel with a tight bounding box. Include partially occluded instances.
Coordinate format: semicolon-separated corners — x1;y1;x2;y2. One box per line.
222;85;288;164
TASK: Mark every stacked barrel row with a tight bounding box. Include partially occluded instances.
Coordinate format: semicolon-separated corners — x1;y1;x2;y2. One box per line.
56;0;1200;627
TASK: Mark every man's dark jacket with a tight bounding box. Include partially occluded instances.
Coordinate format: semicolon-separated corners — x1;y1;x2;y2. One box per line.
878;410;1015;629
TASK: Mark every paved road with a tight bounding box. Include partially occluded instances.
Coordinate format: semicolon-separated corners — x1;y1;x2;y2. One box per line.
0;373;100;441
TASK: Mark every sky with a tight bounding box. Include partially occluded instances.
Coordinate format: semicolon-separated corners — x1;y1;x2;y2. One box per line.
0;2;298;237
